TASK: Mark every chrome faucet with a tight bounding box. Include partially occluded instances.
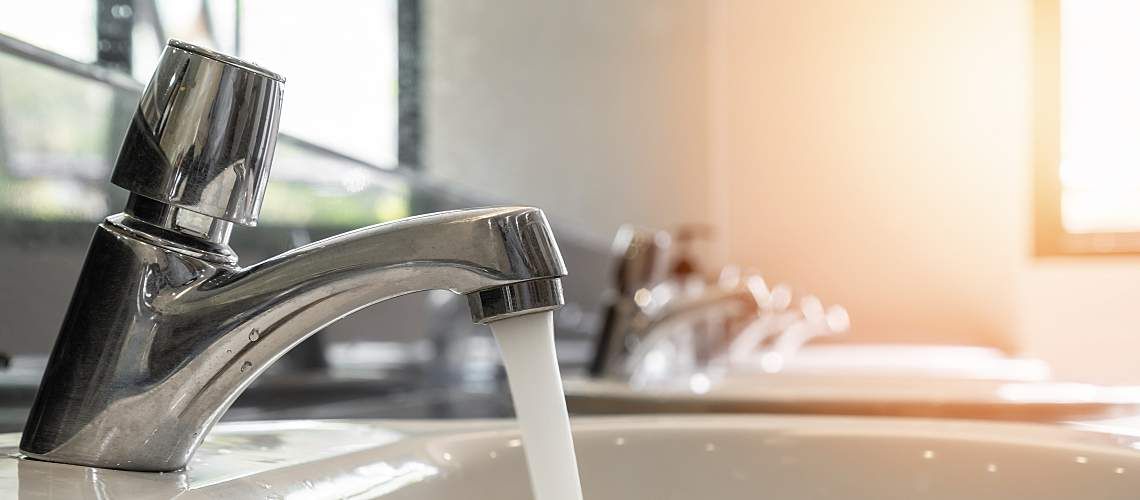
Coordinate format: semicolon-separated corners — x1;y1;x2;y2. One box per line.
588;225;671;377
19;40;567;472
589;224;849;385
588;225;759;378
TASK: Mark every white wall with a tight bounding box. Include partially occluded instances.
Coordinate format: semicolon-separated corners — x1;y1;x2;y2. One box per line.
424;0;711;244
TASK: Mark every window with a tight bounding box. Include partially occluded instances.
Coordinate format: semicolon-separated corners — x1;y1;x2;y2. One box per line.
0;1;421;227
1;0;403;168
1036;0;1140;254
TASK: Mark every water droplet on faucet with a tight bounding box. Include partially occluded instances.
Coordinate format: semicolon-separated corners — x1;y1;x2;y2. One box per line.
241;361;253;372
248;329;260;342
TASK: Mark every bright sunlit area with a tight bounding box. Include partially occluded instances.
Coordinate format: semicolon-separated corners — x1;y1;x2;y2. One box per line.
0;0;399;167
1060;0;1140;234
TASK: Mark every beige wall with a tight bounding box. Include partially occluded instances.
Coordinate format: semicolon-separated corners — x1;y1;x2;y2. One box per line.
711;0;1140;383
1019;261;1140;383
424;0;711;244
425;0;1140;382
710;0;1031;349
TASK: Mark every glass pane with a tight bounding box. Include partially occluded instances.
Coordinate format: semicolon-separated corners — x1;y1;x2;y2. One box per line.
239;0;399;167
4;0;400;168
0;47;406;227
0;1;98;63
260;140;410;227
132;0;241;81
0;50;132;221
1060;0;1140;233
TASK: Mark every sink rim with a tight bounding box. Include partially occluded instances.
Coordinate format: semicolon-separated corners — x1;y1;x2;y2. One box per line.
564;376;1140;422
401;414;1140;460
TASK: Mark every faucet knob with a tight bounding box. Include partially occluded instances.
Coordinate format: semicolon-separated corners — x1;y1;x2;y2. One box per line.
111;39;284;226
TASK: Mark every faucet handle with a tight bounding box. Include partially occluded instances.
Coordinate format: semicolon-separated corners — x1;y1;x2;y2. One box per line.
111;39;284;226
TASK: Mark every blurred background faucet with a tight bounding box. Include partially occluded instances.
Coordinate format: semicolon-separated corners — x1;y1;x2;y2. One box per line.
19;40;568;472
588;223;850;388
589;224;759;379
588;225;671;377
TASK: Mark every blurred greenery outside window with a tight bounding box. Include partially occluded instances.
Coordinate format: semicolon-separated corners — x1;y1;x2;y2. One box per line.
0;0;407;228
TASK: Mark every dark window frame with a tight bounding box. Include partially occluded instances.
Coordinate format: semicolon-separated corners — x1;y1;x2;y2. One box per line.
397;0;422;168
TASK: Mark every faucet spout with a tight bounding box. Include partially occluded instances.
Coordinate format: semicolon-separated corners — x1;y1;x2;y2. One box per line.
20;206;566;471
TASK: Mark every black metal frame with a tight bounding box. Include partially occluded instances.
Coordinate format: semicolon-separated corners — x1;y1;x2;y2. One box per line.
95;0;135;72
398;0;422;168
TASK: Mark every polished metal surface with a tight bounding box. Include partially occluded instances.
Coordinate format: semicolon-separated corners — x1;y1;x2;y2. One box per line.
20;41;567;472
111;39;284;226
21;207;566;472
468;278;565;323
125;193;236;247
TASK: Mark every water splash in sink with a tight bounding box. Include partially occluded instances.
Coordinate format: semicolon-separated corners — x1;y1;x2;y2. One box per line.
491;311;584;500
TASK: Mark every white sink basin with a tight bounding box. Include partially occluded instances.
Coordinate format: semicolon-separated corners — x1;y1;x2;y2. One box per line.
2;416;1140;498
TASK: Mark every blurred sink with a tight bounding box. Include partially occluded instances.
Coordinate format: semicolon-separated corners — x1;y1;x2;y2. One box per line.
3;416;1139;498
738;343;1052;381
566;376;1140;421
574;341;1140;421
568;344;1140;421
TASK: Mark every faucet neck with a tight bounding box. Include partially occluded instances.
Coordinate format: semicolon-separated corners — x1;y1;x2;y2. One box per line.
125;194;236;246
112;196;241;266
